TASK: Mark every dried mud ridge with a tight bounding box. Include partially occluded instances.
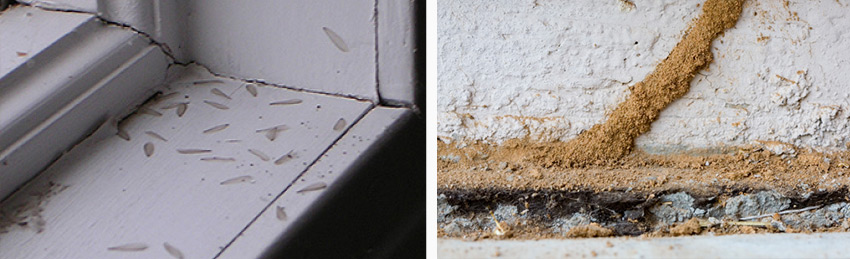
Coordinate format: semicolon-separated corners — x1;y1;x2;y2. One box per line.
537;0;745;167
438;187;850;239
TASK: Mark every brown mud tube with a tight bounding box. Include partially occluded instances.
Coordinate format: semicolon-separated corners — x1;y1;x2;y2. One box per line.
533;0;745;167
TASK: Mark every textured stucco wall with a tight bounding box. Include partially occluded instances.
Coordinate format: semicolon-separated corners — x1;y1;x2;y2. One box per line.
438;0;850;152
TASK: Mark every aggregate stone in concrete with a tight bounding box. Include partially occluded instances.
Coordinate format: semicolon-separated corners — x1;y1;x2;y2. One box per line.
442;218;477;236
493;205;520;224
551;213;593;235
649;192;696;225
782;202;850;230
437;194;456;222
438;196;512;236
438;190;850;237
724;191;790;219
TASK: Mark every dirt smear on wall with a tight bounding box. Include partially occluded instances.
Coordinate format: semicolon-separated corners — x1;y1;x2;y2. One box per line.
533;0;745;167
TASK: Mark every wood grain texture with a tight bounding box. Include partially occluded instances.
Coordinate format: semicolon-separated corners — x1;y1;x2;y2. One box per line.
0;65;371;258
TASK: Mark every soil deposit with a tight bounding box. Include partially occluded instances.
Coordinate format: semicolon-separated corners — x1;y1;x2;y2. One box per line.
437;0;850;240
538;0;745;167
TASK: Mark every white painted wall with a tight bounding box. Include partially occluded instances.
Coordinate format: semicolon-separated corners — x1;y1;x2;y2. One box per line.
438;0;850;151
182;0;379;101
1;2;419;257
17;0;419;105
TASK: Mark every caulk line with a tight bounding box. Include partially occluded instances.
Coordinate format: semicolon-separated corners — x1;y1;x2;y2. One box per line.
374;0;384;104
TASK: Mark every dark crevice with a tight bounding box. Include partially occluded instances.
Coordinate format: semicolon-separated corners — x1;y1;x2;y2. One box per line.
192;62;379;104
373;0;382;104
1;0;17;12
439;187;850;236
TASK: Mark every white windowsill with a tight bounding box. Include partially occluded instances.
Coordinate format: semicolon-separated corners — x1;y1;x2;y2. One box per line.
0;2;420;258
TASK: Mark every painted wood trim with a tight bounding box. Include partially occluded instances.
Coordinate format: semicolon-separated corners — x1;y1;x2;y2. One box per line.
0;6;171;199
377;0;420;106
218;107;417;258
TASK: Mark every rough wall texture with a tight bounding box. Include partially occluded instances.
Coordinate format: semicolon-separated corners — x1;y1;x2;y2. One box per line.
438;0;850;152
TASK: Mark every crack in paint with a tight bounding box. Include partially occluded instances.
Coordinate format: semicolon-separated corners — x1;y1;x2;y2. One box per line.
19;2;419;114
16;2;183;65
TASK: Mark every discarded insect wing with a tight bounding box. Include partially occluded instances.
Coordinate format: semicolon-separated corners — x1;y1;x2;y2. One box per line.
145;131;168;142
161;102;187;110
276;206;287;221
256;125;289;133
254;126;281;141
200;157;236;162
176;103;188;117
333;118;346;131
211;88;231;99
274;151;294;165
297;182;327;193
192;79;224;85
322;27;350;52
177;149;212;154
265;130;278;141
117;128;131;141
224;139;242;143
269;99;303;106
204;100;230;110
139;107;163;117
163;243;184;259
144;142;155;157
248;149;271;161
108;243;148;251
245;84;258;97
220;175;254;185
203;124;230;134
156;92;180;103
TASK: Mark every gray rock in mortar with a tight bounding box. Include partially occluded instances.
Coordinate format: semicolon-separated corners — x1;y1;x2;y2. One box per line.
724;191;790;219
649;192;696;225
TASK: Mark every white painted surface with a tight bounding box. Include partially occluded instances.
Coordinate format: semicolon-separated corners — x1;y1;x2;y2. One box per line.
16;0;189;60
0;6;169;199
439;233;850;258
0;18;142;148
219;106;409;259
183;0;378;101
0;6;90;76
438;0;850;151
378;0;418;105
16;0;96;13
0;66;371;258
13;0;419;105
0;45;167;200
0;2;418;257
